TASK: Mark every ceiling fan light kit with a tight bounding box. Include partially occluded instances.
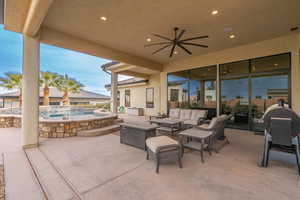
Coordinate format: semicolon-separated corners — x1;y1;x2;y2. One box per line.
145;27;208;58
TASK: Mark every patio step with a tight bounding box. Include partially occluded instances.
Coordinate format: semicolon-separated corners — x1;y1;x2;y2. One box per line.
3;151;46;200
77;124;120;137
25;148;81;200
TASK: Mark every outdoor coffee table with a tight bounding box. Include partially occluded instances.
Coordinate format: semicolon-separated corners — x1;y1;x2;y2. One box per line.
120;123;158;150
179;128;213;163
149;118;182;135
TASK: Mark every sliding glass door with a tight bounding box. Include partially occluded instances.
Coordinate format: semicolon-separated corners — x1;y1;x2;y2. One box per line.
167;53;291;130
221;77;250;129
220;53;290;130
220;60;250;129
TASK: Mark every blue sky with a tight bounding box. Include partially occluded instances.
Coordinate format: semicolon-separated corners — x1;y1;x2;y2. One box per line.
0;25;129;95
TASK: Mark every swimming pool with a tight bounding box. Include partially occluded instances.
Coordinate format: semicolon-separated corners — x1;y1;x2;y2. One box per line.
0;106;107;120
0;106;118;138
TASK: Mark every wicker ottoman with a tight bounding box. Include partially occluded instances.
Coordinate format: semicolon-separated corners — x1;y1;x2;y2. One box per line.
146;136;182;173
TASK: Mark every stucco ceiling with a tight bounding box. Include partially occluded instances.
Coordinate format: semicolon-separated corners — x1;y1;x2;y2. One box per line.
43;0;300;64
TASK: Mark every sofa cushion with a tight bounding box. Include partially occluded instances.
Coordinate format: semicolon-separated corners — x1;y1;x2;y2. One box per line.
169;108;180;119
180;109;192;120
191;110;208;121
183;120;198;126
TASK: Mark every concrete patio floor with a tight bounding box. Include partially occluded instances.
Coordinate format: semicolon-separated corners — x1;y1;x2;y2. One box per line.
1;123;300;199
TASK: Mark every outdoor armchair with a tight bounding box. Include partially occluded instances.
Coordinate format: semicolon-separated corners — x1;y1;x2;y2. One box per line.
195;116;228;152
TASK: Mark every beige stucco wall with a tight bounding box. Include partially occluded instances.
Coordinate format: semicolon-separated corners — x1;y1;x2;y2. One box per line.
158;32;300;114
118;73;161;116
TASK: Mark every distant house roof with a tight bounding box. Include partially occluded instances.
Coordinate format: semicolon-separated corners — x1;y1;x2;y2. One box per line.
105;78;148;89
0;87;110;99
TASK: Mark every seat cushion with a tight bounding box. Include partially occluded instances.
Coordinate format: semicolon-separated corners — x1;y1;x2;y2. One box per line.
146;136;179;153
183;120;198;126
198;124;209;129
191;110;207;121
169;108;180;119
180;109;192;120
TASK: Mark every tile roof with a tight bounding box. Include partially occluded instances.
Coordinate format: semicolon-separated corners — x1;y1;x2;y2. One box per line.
0;87;110;99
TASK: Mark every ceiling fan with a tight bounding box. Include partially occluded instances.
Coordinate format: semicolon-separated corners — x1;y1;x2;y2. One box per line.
145;27;208;58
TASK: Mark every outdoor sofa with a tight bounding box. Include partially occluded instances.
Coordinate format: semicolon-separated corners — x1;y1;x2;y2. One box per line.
166;108;208;127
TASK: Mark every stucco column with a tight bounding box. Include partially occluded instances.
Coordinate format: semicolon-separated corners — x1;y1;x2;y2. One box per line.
111;71;118;114
160;72;168;115
22;35;40;148
291;50;300;114
216;64;220;116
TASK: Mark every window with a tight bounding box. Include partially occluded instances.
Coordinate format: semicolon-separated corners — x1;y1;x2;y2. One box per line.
220;60;249;77
168;71;189;108
117;91;120;106
146;88;154;108
250;53;290;73
170;89;179;101
220;53;291;130
189;66;217;108
167;65;217;109
125;90;131;107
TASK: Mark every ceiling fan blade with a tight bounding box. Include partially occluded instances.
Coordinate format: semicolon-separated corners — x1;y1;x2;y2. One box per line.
181;35;209;42
177;43;192;55
169;44;176;58
144;42;171;47
180;42;208;48
152;44;171;55
177;29;186;40
174;28;178;39
153;34;172;41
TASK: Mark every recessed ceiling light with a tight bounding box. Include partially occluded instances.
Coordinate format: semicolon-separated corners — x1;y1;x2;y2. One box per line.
100;16;107;21
211;10;218;15
146;38;152;42
174;51;178;55
229;34;235;39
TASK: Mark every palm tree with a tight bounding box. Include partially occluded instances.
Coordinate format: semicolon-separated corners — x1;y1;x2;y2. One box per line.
0;72;22;106
54;75;83;106
40;71;60;106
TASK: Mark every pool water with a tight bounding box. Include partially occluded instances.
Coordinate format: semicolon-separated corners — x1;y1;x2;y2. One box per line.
0;106;107;120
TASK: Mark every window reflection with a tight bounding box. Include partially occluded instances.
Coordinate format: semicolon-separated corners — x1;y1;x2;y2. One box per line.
168;73;189;109
190;66;217;108
251;54;290;73
251;74;289;119
221;78;249;129
220;60;249;76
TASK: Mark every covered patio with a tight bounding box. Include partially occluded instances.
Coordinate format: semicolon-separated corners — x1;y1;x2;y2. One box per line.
1;0;300;147
1;0;300;199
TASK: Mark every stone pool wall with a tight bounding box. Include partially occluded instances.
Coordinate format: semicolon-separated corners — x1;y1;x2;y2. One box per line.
0;115;118;138
0;116;21;128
